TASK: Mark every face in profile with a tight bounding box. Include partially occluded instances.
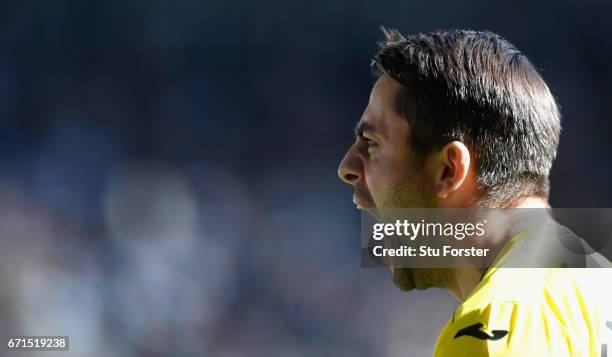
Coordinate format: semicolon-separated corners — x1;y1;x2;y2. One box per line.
338;75;451;291
337;75;434;213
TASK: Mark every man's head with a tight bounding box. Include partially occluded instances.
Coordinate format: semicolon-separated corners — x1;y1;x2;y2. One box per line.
338;28;561;291
339;28;560;210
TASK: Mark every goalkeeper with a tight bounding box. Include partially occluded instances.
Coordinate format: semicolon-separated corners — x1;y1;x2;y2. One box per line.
338;28;612;356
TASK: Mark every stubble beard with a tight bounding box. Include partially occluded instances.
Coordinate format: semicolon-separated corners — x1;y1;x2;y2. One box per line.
380;174;454;292
392;267;453;291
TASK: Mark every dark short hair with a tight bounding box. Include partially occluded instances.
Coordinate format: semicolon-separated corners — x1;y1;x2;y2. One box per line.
371;28;561;205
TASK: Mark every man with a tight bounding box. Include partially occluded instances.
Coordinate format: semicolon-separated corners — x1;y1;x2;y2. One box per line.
338;29;611;356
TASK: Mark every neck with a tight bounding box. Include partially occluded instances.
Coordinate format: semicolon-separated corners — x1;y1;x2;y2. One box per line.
446;196;550;302
447;268;486;301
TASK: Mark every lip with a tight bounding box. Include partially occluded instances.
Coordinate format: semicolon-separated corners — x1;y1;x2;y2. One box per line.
352;194;365;209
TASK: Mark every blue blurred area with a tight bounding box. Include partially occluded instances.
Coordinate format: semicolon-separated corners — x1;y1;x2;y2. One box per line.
0;1;610;356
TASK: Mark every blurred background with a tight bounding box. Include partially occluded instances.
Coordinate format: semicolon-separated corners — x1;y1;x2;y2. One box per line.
0;0;610;356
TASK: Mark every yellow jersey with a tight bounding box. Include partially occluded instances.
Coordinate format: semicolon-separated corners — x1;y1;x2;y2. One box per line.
434;224;612;357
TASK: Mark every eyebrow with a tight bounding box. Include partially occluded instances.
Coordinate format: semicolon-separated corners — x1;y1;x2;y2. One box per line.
354;120;378;137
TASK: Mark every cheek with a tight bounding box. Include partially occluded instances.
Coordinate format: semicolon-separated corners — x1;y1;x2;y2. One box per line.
367;153;429;207
364;157;406;199
378;153;414;185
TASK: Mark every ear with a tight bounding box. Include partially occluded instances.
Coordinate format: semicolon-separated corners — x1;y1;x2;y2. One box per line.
433;141;471;199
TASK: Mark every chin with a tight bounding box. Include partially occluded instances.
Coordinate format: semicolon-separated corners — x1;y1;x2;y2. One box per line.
391;268;416;291
392;268;444;291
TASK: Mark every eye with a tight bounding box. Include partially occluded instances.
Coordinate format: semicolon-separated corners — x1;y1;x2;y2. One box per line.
361;135;377;148
356;132;378;151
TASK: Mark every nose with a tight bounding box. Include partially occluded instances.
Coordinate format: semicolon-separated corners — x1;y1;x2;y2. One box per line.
338;144;362;185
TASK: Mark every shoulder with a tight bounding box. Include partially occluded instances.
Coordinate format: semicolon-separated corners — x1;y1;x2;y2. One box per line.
434;268;611;356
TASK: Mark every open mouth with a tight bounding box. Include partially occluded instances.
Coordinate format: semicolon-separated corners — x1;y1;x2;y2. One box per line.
352;195;363;209
353;194;373;209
